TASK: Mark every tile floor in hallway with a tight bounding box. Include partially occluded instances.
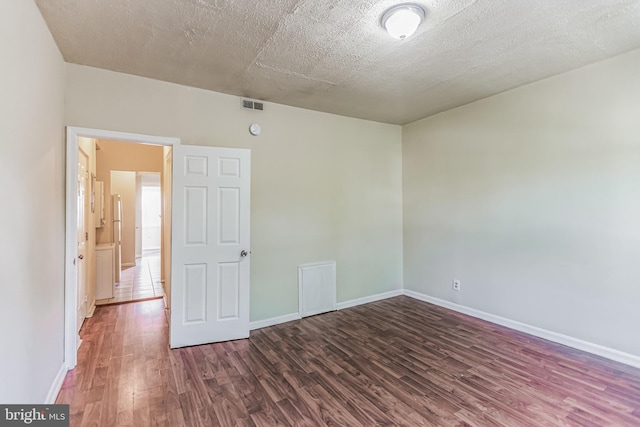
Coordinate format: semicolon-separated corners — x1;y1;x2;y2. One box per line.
96;249;164;305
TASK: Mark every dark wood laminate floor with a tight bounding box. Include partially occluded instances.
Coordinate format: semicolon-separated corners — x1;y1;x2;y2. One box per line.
57;296;640;426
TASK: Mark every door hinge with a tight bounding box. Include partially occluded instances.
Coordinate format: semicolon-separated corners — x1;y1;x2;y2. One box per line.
85;232;89;241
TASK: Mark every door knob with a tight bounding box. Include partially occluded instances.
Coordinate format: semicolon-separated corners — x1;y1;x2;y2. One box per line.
78;255;84;260
240;250;248;257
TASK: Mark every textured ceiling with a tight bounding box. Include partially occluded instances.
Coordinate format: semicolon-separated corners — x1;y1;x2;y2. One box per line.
36;0;640;124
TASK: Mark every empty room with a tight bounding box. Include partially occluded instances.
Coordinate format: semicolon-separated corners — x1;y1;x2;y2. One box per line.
1;0;639;426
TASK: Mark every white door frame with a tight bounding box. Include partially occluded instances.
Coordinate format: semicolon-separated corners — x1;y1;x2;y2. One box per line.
64;127;179;369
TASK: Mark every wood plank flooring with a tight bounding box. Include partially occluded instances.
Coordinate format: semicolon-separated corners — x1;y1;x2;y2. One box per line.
56;296;640;426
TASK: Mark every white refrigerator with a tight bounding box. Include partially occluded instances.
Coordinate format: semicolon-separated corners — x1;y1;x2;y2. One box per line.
112;194;123;282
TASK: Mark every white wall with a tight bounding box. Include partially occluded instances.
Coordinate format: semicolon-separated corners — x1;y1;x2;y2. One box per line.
64;64;404;322
0;1;65;402
403;48;640;357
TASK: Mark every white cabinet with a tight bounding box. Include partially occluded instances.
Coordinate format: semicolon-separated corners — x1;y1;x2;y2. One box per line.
96;243;115;299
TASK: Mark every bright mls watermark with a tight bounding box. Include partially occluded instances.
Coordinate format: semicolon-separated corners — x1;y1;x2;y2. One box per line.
0;405;69;426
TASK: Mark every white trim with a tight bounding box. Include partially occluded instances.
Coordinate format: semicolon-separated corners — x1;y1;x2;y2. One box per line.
250;313;300;331
403;290;640;369
85;304;96;318
297;260;336;269
67;127;180;146
45;363;68;404
65;127;180;370
249;288;404;331
336;289;403;310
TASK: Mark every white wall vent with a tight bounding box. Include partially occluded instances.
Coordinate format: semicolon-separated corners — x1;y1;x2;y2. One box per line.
298;261;336;318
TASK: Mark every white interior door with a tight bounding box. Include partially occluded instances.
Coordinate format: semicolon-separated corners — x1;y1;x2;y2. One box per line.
76;149;89;333
170;145;251;348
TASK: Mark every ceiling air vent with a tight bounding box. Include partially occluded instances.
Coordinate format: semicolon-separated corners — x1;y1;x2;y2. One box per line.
242;99;264;111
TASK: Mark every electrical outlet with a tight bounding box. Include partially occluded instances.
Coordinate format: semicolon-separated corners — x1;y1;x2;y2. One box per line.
452;279;461;291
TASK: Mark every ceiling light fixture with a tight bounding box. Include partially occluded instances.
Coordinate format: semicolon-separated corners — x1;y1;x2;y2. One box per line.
381;3;426;40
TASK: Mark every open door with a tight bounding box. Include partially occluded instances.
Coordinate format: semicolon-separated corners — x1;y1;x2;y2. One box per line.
76;149;89;333
170;145;251;348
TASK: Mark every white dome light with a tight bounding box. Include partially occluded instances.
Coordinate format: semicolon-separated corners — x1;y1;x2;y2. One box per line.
381;3;426;40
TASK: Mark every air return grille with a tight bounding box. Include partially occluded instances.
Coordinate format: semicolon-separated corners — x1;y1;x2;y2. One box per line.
298;261;336;318
242;100;264;111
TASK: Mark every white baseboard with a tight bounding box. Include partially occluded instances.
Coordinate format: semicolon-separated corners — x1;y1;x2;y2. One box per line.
250;312;300;331
45;363;68;404
249;289;404;331
336;289;403;310
403;289;640;369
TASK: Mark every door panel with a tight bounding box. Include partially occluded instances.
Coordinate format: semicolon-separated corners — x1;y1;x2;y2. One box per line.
219;188;240;244
184;264;207;323
170;145;250;348
184;186;207;245
218;262;240;319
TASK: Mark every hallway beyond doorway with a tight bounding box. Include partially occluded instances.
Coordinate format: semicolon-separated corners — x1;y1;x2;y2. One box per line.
95;249;164;306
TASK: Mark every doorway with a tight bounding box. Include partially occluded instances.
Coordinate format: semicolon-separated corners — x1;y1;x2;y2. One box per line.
65;127;179;369
95;165;164;305
140;174;161;251
65;127;252;371
107;171;164;304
